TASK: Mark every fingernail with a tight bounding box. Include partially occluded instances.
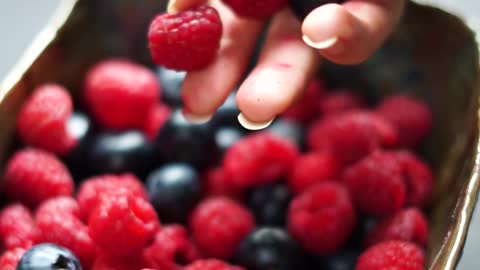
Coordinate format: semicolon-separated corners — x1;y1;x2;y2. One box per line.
182;110;212;124
167;0;179;14
302;35;338;50
237;113;274;130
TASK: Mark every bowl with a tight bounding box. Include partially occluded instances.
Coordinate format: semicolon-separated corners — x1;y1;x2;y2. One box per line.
0;0;479;269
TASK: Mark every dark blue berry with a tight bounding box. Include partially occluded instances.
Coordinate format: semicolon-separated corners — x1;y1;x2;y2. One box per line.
17;244;82;270
83;130;155;178
214;126;246;158
146;163;201;223
210;93;240;129
247;183;291;226
156;67;185;107
309;248;361;270
234;227;307;270
289;0;346;20
155;110;216;169
266;119;305;150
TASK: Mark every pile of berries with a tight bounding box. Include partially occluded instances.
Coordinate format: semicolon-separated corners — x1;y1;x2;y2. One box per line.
0;2;434;270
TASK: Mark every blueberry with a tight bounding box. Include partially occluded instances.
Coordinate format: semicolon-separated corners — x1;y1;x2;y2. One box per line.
17;244;82;270
156;67;186;108
155;110;216;169
289;0;346;20
266;119;305;150
214;126;246;158
309;248;361;270
146;163;201;223
210;93;241;129
83;130;155;179
234;227;307;270
247;183;291;226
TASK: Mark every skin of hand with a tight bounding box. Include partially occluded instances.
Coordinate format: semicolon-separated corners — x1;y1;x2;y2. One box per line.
167;0;405;130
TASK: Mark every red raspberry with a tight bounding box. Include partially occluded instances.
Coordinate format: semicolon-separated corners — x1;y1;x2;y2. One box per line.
376;94;432;148
355;240;425;270
0;204;35;250
396;151;434;208
76;174;147;221
282;80;325;123
88;191;160;257
184;259;245;270
92;254;147;270
307;111;398;166
342;150;406;216
35;198;95;269
365;208;429;248
223;133;299;188
148;6;222;71
0;248;26;270
203;167;245;201
287;182;356;255
1;148;74;208
16;84;76;155
221;0;287;20
144;225;200;270
143;103;172;141
84;59;160;130
317;90;366;116
189;197;255;259
287;152;339;194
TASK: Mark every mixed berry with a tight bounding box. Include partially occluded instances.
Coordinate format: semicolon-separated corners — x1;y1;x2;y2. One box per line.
0;3;435;270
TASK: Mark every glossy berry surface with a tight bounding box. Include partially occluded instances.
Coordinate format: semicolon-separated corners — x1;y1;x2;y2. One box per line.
289;0;346;20
234;227;307;270
148;6;223;71
82;130;155;178
64;112;94;180
247;183;291;226
155;110;216;169
156;67;186;107
17;244;82;270
214;127;246;158
146;163;202;223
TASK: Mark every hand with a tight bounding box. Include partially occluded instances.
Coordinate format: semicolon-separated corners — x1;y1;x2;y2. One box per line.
167;0;405;129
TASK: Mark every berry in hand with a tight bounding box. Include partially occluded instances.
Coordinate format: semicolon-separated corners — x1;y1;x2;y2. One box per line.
234;227;307;270
146;163;202;223
148;6;222;71
247;183;291;226
17;244;81;270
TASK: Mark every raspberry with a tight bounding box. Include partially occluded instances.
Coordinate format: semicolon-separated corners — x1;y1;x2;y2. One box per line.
287;152;339;194
203;167;245;201
0;204;35;250
184;259;245;270
92;254;147;270
342;150;406;216
376;94;432;148
16;84;76;155
144;225;200;270
221;0;287;19
148;6;222;71
84;59;160;130
355;240;425;270
318;90;366;116
0;248;26;270
396;151;434;208
35;198;95;269
365;208;429;248
223;133;299;188
189;197;255;259
1;148;74;208
143;103;172;141
287;182;356;255
88;191;160;257
282;80;325;123
76;174;148;221
307;111;398;166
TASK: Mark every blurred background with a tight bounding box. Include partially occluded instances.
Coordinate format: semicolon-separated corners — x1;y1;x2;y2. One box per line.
0;0;479;269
